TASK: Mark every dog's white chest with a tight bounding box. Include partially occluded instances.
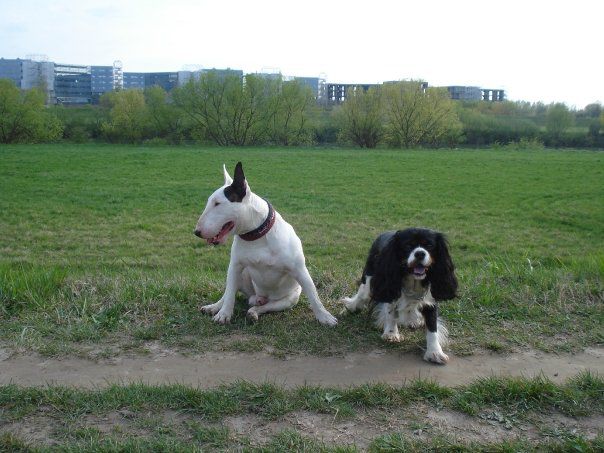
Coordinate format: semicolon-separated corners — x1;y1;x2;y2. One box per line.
236;245;295;294
393;289;430;329
237;244;280;268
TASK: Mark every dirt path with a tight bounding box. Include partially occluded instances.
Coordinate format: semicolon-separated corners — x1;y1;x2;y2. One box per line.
1;347;602;388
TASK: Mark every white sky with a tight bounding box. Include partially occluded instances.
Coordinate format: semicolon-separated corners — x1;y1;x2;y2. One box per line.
1;0;602;108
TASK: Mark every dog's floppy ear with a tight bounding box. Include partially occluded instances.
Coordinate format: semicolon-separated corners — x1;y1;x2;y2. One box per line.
428;233;458;301
224;162;247;202
223;164;233;186
371;232;404;303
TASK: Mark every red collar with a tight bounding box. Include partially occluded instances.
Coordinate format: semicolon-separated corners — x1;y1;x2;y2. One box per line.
239;200;276;241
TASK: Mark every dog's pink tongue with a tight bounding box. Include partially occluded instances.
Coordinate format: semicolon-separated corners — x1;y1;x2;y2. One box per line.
414;266;425;274
206;222;233;245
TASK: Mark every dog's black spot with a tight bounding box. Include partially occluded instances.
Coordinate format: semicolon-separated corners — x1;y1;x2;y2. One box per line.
420;304;438;332
224;162;247;202
223;186;242;202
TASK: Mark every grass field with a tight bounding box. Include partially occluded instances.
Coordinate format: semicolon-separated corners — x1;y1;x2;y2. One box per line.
1;373;603;451
0;144;603;357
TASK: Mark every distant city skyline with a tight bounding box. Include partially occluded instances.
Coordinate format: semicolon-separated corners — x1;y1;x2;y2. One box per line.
1;0;601;108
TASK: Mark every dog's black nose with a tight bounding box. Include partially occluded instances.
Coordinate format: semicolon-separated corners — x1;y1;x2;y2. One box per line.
414;250;426;260
194;229;202;238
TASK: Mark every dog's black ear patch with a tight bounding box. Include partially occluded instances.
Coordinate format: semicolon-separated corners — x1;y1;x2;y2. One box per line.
427;232;458;301
224;162;247;202
370;231;405;303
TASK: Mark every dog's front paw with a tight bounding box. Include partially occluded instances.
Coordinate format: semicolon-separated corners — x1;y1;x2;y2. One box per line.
341;297;358;313
315;310;338;326
213;309;232;324
246;308;259;322
382;332;402;343
423;349;449;364
200;301;222;315
404;311;424;330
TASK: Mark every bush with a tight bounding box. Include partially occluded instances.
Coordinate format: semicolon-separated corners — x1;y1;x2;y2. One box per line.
3;74;603;149
382;82;462;148
142;137;169;146
334;87;383;148
493;137;545;151
51;105;105;142
100;90;149;143
458;108;540;146
0;79;63;143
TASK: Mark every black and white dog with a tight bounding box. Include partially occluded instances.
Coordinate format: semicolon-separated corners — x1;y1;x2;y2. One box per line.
342;228;457;364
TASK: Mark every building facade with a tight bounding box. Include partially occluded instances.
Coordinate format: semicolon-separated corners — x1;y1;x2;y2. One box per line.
205;68;243;81
54;64;92;104
326;83;378;104
177;68;244;86
447;86;482;101
0;58;54;95
482;89;505;101
444;86;505;102
91;66;114;103
1;56;507;106
144;72;179;91
123;72;145;90
0;58;22;86
1;58;250;104
293;76;321;98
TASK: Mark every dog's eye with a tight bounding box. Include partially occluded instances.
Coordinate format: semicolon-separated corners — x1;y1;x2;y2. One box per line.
214;201;221;207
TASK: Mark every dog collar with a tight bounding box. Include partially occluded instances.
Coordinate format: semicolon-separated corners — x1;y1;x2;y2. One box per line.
239;199;276;241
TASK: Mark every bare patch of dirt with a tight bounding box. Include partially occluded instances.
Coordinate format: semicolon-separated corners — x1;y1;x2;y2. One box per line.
2;406;602;451
223;410;395;449
224;413;289;445
285;410;398;450
525;412;604;441
0;414;58;446
1;348;602;388
0;348;12;361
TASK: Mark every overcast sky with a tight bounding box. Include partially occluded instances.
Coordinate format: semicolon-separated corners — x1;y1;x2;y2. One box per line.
1;0;601;108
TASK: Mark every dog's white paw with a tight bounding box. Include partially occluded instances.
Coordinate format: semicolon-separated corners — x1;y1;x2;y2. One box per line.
403;311;424;330
246;308;259;322
382;332;402;343
213;309;232;324
200;302;222;315
423;349;449;364
315;310;338;326
341;297;358;313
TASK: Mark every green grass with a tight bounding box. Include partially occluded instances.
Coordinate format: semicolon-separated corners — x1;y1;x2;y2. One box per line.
1;373;601;421
0;374;602;451
2;432;602;453
369;434;604;453
0;144;603;355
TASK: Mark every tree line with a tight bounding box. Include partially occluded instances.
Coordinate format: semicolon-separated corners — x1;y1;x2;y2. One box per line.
1;75;603;148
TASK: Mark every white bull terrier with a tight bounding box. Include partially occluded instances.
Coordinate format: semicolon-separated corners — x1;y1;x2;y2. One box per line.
194;162;338;326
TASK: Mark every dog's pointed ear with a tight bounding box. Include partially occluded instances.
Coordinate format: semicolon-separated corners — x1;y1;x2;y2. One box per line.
224;162;247;202
233;162;245;186
223;162;247;202
223;164;233;186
